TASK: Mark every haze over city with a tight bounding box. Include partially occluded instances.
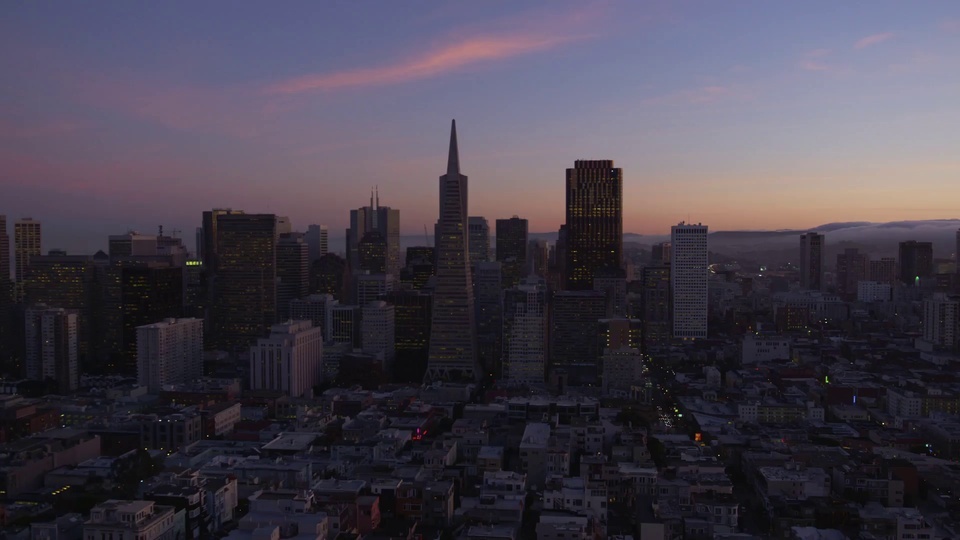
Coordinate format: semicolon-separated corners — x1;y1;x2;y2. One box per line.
2;1;960;253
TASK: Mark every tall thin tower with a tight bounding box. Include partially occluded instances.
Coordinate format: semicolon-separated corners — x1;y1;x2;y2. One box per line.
425;120;478;382
799;232;824;290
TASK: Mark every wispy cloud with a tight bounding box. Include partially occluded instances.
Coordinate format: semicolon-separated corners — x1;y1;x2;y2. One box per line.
265;13;594;95
854;32;894;49
641;85;750;106
941;19;960;33
799;48;832;71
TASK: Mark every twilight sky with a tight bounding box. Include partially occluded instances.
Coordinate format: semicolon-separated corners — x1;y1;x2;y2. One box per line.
2;1;959;254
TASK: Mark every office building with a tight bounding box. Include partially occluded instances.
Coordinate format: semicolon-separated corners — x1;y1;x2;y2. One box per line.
857;281;892;303
24;253;102;369
593;267;627;317
358;231;388;274
869;257;897;286
528;239;549;278
651;242;671;265
14;218;41;299
468;216;490;266
361;301;395;369
641;265;671;350
201;208;245;274
250;321;323;397
328;304;361;347
24;305;78;393
956;229;960;274
671;222;708;339
136;318;203;394
305;224;329;263
290;294;334;338
402;246;436;291
923;294;959;350
0;215;9;282
496;216;528;288
212;213;277;353
108;233;158;258
799;232;824;290
425;120;479;382
899;240;934;285
346;188;400;279
104;262;184;375
564;160;623;290
310;253;346;300
474;261;503;376
502;277;547;384
355;272;393;305
836;248;869;301
598;317;641;353
601;347;642;397
550;290;607;385
276;233;309;321
384;290;432;382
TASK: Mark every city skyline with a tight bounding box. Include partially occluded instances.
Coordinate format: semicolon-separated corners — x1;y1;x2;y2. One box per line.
2;2;960;254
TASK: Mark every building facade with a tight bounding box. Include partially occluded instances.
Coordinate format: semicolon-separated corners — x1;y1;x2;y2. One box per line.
425;120;479;382
502;277;547;384
136;318;204;394
564;160;623;291
671;222;708;339
25;306;79;393
799;232;824;290
249;321;323;397
496;217;528;289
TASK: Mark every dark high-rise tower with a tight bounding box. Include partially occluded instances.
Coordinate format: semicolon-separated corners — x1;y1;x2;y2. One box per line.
346;189;400;279
899;240;933;285
799;233;825;290
468;217;490;267
836;248;869;301
425;120;479;382
0;215;9;283
277;233;309;320
496;216;528;289
213;214;278;353
564;160;623;290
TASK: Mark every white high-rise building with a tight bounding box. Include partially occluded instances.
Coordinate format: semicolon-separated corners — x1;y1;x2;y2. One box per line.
923;293;959;349
361;300;395;370
25;305;78;393
137;318;203;393
671;222;708;339
250;321;323;397
502;277;547;384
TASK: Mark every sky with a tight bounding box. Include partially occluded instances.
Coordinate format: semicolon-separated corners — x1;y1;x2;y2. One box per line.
1;1;959;254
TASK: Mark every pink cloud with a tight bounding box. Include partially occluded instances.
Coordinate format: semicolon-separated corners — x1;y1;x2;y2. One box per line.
854;32;894;49
265;32;587;95
799;48;832;72
941;19;960;33
642;85;750;106
0;118;81;139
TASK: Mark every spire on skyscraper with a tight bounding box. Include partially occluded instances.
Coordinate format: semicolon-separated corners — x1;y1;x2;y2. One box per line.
447;119;459;175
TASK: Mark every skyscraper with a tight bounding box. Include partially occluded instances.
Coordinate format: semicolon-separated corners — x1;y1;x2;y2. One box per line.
201;208;245;274
468;217;490;267
671;222;708;339
640;265;671;351
0;215;9;282
564;160;623;290
361;300;396;370
549;290;608;384
496;216;528;289
836;248;869;301
425;120;478;382
869;257;897;286
305;224;329;263
24;305;78;393
277;233;310;320
384;290;432;382
136;318;203;394
14;218;41;298
899;240;933;285
474;261;502;376
213;213;278;353
799;232;825;290
502;277;547;384
651;242;671;265
346;189;400;279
